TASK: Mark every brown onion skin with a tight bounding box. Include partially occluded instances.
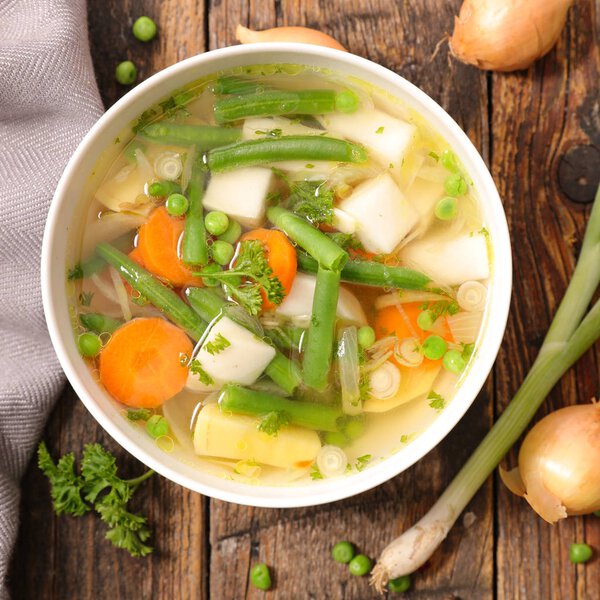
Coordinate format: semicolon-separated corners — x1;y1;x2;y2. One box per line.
236;25;347;52
449;0;573;72
518;403;600;520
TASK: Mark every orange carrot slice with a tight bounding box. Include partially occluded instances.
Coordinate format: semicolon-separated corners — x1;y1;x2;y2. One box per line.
241;228;297;310
137;206;204;288
99;317;192;408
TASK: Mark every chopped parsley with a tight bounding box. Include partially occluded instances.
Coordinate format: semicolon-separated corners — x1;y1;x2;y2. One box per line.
189;359;214;386
428;150;440;161
355;454;372;472
37;442;153;557
204;333;231;355
197;240;284;315
79;292;94;307
286;180;334;225
326;232;363;251
428;390;446;412
257;411;290;436
126;408;152;422
421;299;459;322
255;128;282;138
461;342;475;361
310;464;324;480
375;126;385;134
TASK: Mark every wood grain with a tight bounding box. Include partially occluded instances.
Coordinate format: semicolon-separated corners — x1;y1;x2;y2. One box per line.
7;1;600;599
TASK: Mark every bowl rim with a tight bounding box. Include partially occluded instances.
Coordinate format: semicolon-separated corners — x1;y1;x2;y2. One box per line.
42;42;512;508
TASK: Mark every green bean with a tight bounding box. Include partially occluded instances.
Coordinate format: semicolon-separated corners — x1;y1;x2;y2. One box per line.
139;122;241;149
219;384;342;432
267;206;348;271
214;89;356;123
182;165;209;266
212;76;270;96
185;287;302;394
95;243;207;340
264;326;304;353
297;250;431;290
302;267;341;390
79;313;123;335
207;135;367;172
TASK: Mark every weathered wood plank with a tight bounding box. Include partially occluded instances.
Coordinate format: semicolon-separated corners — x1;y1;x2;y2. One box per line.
207;1;493;598
492;1;600;599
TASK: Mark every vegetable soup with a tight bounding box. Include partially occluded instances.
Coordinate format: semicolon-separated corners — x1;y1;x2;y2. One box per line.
68;65;491;485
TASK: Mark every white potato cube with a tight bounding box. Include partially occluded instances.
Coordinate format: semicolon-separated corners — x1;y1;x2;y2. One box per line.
203;167;274;227
321;108;417;168
332;207;357;234
401;233;490;286
194;404;321;469
338;173;419;254
186;317;275;392
276;272;367;325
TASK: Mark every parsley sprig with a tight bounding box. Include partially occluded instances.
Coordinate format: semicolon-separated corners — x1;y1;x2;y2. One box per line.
257;411;290;436
285;180;334;225
197;240;284;315
38;442;154;557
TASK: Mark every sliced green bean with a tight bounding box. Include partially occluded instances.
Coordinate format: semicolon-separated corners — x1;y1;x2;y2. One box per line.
297;250;431;290
139;122;241;148
302;267;341;390
267;206;348;271
79;313;124;335
207;135;367;172
182;164;209;266
212;76;270;96
219;384;342;432
186;287;302;394
214;89;358;123
95;243;207;340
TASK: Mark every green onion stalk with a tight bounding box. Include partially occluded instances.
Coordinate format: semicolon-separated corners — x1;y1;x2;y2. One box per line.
370;185;600;593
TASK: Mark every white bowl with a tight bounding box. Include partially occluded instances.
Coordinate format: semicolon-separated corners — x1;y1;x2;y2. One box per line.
42;43;511;508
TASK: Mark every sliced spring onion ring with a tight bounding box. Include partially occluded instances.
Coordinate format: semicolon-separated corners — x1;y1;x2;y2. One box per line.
394;337;424;368
456;280;487;312
369;362;401;400
154;151;183;181
316;445;348;478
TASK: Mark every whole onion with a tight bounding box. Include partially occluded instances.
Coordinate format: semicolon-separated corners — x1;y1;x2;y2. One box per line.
501;402;600;523
450;0;573;72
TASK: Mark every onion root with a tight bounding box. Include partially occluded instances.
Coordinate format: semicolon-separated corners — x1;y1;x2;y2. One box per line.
236;25;347;52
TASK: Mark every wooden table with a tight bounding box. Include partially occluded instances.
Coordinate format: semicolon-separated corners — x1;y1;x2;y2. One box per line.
9;1;600;598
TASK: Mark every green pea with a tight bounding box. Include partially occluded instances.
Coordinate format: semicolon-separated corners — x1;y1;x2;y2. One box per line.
388;574;411;593
443;349;466;374
211;240;235;266
435;196;458;220
417;310;434;332
348;554;372;576
324;431;349;448
205;211;230;236
569;543;593;564
343;418;365;440
218;219;242;244
250;563;272;591
115;60;137;85
444;173;467;197
335;90;360;113
422;335;447;360
200;263;222;287
357;325;376;349
132;16;157;42
331;541;355;564
166;193;189;217
78;332;102;357
146;415;169;439
440;149;459;173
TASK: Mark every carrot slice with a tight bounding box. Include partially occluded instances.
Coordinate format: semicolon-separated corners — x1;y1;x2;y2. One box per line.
99;317;192;408
241;228;297;310
374;301;453;342
137;206;204;288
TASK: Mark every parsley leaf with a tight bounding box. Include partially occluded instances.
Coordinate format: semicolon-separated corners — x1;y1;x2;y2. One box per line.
79;292;94;307
197;240;284;315
326;232;363;251
461;342;475;362
428;390;446;412
68;264;84;280
421;300;459;322
310;464;324;480
189;359;214;386
286;180;334;225
204;333;231;355
257;411;290;436
355;454;372;472
126;408;152;422
37;442;154;557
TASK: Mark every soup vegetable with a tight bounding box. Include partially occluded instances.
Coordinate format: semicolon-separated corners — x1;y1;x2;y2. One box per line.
69;65;490;485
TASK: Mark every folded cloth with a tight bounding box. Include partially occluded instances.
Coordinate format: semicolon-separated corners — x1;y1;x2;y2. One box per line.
0;0;102;596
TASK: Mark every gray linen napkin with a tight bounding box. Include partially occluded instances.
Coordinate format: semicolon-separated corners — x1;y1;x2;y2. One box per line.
0;0;102;596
